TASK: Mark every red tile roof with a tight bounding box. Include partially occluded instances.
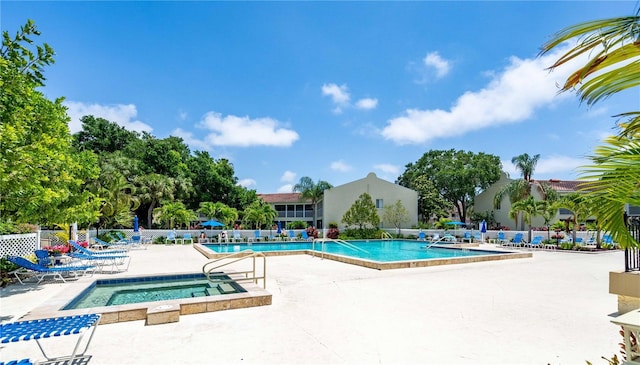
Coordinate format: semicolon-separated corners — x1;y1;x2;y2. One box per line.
258;193;309;204
534;179;595;193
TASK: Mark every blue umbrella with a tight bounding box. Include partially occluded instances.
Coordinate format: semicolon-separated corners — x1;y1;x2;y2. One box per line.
277;221;282;234
133;216;139;232
480;220;487;233
447;221;466;226
201;219;224;227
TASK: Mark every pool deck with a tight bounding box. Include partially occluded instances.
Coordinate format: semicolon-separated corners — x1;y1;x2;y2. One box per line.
0;243;627;364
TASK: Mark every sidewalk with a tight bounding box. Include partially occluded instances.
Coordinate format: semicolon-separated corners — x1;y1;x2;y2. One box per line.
0;244;626;364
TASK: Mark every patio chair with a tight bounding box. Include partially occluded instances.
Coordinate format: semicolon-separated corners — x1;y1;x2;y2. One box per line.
417;231;426;241
70;240;127;255
443;233;457;243
526;235;543;249
166;231;183;245
0;314;101;365
497;231;508;245
34;249;51;266
510;233;525;247
91;237;131;251
462;232;473;243
301;230;313;241
182;233;194;245
230;230;242;243
288;230;296;241
7;256;95;284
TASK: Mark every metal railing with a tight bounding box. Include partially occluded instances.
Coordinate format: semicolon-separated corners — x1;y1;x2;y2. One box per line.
311;238;370;259
202;250;267;288
625;223;640;272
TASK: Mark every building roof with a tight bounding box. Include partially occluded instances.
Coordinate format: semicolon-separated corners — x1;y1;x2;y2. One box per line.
258;193;309;204
536;179;594;193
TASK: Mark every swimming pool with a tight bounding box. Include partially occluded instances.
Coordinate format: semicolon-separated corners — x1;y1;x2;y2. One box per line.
63;273;246;310
200;239;531;270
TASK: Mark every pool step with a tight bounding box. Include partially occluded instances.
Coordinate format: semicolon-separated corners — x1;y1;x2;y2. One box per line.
217;283;236;294
191;291;207;297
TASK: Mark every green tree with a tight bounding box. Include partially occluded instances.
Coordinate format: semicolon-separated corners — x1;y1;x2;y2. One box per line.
383;200;410;235
0;20;100;225
136;173;176;228
292;176;333;228
510;196;544;242
540;12;640;249
242;199;277;230
556;192;592;244
153;201;196;229
397;149;502;224
198;201;238;227
73;115;139;154
342;192;380;230
511;153;540;182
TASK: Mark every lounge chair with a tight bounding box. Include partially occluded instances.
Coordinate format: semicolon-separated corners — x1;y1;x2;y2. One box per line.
67;241;130;273
34;249;51;266
288;230;296;241
301;230;313;241
229;230;242;243
91;237;131;251
443;233;457;243
7;256;95;284
526;235;543;249
70;240;127;255
248;230;261;243
497;231;508;245
473;232;482;242
166;231;183;245
462;232;473;243
508;233;525;247
417;231;426;241
182;233;194;245
0;314;101;365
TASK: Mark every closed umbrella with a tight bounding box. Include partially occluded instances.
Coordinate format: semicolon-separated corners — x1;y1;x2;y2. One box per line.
133;216;139;232
277;221;282;234
480;220;487;243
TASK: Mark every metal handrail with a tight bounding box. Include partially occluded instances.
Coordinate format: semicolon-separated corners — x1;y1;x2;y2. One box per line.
312;239;370;260
202;249;267;288
381;231;392;240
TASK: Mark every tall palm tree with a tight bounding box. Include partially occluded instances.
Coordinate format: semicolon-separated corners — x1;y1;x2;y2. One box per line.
540;12;640;249
292;176;333;227
556;192;592;244
136;173;175;228
511;196;544;242
153;201;196;229
511;153;540;182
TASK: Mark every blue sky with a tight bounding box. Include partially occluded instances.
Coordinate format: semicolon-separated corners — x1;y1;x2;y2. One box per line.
3;1;639;193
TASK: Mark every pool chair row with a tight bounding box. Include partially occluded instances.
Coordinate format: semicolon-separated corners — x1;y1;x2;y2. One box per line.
7;255;96;285
68;240;132;273
1;314;101;365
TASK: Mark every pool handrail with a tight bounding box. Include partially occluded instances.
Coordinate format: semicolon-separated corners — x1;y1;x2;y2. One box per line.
381;231;392;240
312;239;370;258
202;250;267;289
424;235;447;249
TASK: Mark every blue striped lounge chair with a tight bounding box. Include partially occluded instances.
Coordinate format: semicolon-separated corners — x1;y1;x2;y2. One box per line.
0;314;101;365
7;256;95;284
526;235;543;249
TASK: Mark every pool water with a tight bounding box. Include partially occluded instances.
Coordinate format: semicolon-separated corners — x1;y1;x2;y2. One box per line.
205;240;500;262
64;273;246;310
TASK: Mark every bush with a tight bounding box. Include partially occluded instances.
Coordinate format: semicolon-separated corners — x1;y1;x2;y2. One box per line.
341;227;381;239
0;221;38;235
288;221;307;229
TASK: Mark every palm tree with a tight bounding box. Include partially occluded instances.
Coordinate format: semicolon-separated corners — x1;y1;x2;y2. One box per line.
136;173;175;228
540;13;640;249
292;176;333;228
511;153;540;182
153;201;196;229
242;200;277;230
510;196;544;242
494;179;530;230
556;193;592;244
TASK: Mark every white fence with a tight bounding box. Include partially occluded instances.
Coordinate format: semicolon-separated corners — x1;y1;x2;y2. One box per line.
0;233;40;258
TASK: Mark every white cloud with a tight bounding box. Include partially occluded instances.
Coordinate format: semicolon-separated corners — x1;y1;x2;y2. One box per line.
198;112;299;147
177;110;188;121
322;83;350;104
171;128;209;151
281;170;296;183
64;101;153;134
374;163;400;175
238;178;256;188
423;52;451;79
330;160;352;172
277;184;293;193
355;98;378;110
382;46;576;145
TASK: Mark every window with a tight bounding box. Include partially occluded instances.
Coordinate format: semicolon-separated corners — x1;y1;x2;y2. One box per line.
376;199;383;209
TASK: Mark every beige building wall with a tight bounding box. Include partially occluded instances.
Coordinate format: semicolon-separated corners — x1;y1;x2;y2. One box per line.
323;172;418;229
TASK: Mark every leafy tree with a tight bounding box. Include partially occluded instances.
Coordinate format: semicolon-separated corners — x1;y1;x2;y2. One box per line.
188;152;246;209
397;149;502;223
0;20;100;225
198;201;238;227
73;116;139;154
382;200;409;234
510;196;544;242
556;192;592;244
136;173;176;228
342;192;380;230
292;176;333;228
96;174;140;228
242;199;277;229
540;12;640;249
153;201;196;229
511;153;540;182
407;174;452;224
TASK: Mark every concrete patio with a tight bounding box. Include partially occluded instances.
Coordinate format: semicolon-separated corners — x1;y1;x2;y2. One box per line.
0;243;626;364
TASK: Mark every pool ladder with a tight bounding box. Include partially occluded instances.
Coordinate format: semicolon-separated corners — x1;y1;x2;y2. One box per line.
312;239;370;259
202;250;267;289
